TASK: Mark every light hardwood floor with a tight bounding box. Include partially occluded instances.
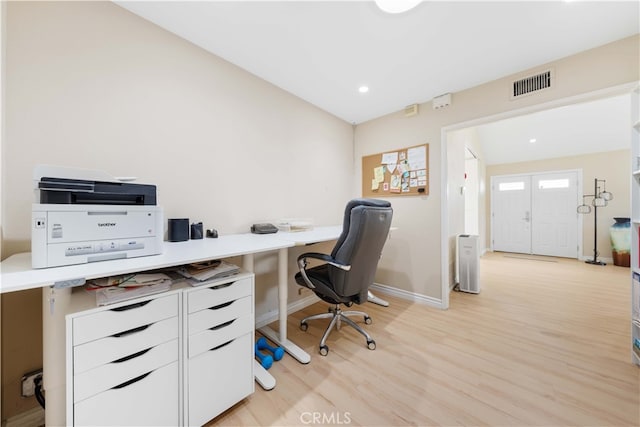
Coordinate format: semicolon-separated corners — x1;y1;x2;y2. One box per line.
210;252;640;426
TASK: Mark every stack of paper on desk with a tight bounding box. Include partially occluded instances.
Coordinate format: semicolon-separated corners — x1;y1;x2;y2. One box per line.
177;261;240;285
86;273;173;306
276;219;314;232
88;273;171;288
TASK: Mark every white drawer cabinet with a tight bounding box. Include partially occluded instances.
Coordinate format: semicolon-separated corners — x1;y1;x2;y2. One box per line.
72;295;179;345
73;316;179;374
66;272;255;426
74;361;180;427
183;274;255;426
74;339;179;403
186;277;252;314
187;333;253;426
67;292;181;426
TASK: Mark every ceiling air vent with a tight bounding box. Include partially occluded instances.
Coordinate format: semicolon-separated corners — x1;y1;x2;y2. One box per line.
404;104;419;117
511;70;553;99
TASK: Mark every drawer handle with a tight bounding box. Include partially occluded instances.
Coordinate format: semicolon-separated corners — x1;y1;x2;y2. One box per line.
112;347;152;364
207;281;236;291
209;319;235;330
111;371;152;390
208;300;235;310
209;339;234;352
110;300;151;312
112;324;150;338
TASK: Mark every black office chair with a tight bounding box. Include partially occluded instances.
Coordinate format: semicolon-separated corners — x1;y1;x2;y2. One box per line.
295;198;393;356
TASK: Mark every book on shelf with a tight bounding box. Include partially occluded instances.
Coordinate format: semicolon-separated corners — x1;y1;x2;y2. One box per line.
634;272;640;319
177;260;240;285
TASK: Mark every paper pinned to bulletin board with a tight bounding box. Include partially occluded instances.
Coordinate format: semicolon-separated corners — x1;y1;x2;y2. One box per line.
362;144;429;198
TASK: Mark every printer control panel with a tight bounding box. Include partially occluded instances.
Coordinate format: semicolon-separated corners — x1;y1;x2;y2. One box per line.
65;240;145;256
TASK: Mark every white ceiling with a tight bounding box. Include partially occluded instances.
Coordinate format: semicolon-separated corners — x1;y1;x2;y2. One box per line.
114;1;638;163
472;94;632;165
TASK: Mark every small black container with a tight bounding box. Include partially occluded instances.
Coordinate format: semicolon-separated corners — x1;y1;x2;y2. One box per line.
191;222;204;239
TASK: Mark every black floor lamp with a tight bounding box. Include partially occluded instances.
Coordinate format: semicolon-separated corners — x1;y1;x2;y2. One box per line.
577;178;613;265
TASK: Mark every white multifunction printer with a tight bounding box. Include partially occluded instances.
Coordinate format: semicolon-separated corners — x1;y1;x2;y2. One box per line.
31;166;164;268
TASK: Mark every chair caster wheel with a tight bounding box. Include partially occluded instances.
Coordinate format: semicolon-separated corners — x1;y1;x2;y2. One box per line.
319;345;329;356
364;316;372;325
300;322;308;332
367;340;376;350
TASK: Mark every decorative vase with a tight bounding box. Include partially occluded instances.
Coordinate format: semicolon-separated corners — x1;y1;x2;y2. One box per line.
610;217;631;267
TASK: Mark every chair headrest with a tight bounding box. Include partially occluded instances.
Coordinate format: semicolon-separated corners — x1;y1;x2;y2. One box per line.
344;198;391;212
333;198;392;259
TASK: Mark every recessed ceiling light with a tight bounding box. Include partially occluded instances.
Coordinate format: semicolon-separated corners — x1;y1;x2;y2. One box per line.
359;86;369;94
529;138;537;143
375;0;422;14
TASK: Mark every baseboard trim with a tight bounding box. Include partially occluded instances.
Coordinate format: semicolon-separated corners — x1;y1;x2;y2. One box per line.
255;282;445;329
370;282;444;309
2;406;44;427
255;294;318;329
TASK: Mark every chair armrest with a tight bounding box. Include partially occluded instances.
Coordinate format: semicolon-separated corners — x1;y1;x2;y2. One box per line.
296;252;351;290
297;253;351;271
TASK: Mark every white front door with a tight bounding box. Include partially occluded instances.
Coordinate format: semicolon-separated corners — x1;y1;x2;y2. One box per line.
531;171;579;257
491;171;579;258
492;175;532;254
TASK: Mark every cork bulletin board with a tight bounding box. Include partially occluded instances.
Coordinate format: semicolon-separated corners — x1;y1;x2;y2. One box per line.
362;144;429;198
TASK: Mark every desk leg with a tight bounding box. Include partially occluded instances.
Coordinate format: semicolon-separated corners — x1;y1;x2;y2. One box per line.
42;287;70;427
243;253;277;390
368;231;394;307
242;252;254;275
253;360;275;390
258;248;311;364
368;290;390;307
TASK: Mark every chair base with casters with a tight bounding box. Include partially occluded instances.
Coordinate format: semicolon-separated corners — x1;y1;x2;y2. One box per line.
300;304;376;356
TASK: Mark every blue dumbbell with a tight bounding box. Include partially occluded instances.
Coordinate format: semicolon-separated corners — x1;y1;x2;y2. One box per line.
255;343;273;369
256;337;285;361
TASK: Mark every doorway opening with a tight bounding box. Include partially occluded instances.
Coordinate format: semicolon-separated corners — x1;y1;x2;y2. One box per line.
440;82;636;310
491;170;581;258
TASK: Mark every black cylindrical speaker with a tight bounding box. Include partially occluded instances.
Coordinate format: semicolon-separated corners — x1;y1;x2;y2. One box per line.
168;218;189;242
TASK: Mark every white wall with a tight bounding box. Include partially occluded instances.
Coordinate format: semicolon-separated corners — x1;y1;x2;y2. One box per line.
355;34;639;303
3;0;354;277
1;1;353;418
463;129;487;245
354;117;443;303
465;156;479;235
446;129;466;285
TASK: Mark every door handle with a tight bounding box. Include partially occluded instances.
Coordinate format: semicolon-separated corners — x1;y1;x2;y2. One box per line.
523;211;530;222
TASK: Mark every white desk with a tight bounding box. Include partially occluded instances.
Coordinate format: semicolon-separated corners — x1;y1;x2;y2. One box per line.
0;233;300;426
275;225;343;246
274;226;391;307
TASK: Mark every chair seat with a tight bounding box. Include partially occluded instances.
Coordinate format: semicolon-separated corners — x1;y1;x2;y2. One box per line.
295;264;352;305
